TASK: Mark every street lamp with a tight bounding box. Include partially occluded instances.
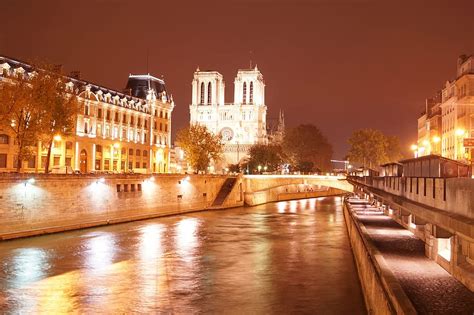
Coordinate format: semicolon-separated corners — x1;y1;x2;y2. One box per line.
258;165;262;174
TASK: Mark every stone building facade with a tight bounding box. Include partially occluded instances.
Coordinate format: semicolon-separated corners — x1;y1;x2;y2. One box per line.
417;54;474;162
0;56;174;173
189;66;268;167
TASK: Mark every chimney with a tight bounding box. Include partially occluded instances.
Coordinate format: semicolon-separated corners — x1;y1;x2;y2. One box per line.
70;71;81;80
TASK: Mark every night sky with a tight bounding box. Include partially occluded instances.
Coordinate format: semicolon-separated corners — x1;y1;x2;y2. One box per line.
2;0;474;159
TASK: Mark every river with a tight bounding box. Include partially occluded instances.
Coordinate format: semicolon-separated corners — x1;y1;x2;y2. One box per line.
0;196;366;314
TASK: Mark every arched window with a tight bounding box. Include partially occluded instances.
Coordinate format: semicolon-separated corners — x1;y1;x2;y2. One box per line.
136;149;141;156
0;134;9;144
200;82;205;104
143;150;148;157
249;82;254;104
243;82;247;104
207;82;212;105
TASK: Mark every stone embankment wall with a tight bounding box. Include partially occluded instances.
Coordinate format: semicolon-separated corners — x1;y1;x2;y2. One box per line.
343;202;417;315
0;174;243;240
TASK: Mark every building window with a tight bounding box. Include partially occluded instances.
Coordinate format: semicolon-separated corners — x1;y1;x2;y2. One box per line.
207;82;212;104
138;117;142;127
84;105;89;116
53;156;60;166
165;124;168;132
97;108;102;119
106;110;111;121
28;156;36;168
165;112;168;119
243;82;247;104
65;157;71;167
0;154;7;168
200;82;205;104
104;159;110;170
135;161;140;168
128;161;133;169
160;123;163;131
249;81;254;104
0;134;9;144
84;122;89;134
143;150;148;157
136;149;141;156
144;119;148;129
142;162;147;169
130;116;134;125
129;148;133;155
41;156;47;168
66;141;73;150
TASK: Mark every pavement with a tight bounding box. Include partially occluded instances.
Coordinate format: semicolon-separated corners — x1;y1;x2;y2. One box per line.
346;197;474;315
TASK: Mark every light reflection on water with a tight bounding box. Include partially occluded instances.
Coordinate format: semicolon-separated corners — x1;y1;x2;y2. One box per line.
0;196;366;314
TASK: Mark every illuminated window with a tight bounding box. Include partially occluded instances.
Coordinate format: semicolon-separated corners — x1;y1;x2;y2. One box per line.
200;82;205;104
207;82;212;104
104;159;110;170
97;108;102;119
66;141;73;150
249;81;254;104
243;82;247;104
0;134;9;144
0;154;7;168
136;149;141;156
53;156;60;166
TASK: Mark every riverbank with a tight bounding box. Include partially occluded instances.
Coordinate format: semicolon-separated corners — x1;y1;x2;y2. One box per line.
0;174;244;240
344;196;474;314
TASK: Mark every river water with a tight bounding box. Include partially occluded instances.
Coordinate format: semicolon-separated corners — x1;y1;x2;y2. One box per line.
0;196;366;314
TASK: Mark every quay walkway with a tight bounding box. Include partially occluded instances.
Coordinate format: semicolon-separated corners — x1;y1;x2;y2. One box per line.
345;197;474;314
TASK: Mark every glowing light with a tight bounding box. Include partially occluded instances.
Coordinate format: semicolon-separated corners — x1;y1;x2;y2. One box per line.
422;140;429;147
410;144;418;151
149;176;155;182
97;177;105;184
113;142;120;149
455;129;466;137
53;135;61;141
277;202;286;213
185;176;190;181
27;178;35;185
432;136;441;143
418;146;425;153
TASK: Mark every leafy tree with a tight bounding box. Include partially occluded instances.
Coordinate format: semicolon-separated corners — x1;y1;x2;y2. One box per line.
176;125;223;173
244;144;283;173
34;67;80;173
347;128;402;168
0;70;44;171
283;124;333;172
386;135;403;163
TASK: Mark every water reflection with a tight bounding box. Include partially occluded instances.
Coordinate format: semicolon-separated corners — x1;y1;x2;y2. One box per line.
0;197;366;314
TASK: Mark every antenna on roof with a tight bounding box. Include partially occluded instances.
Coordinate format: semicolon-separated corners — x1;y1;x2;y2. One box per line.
146;48;151;90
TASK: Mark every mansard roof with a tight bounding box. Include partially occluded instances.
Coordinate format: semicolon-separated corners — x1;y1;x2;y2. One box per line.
125;74;166;99
0;55;174;114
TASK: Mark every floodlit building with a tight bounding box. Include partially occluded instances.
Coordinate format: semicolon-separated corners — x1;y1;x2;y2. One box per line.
417;93;442;156
417;54;474;162
0;55;174;173
189;66;268;166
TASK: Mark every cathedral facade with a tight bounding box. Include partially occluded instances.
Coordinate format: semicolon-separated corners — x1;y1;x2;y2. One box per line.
189;66;267;167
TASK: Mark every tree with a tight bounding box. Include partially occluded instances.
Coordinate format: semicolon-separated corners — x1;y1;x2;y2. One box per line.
283;124;333;172
244;144;283;173
0;70;44;172
386;135;403;163
33;67;80;173
176;125;223;173
346;129;402;168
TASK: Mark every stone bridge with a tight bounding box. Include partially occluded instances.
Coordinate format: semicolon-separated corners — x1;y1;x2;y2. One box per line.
242;175;353;206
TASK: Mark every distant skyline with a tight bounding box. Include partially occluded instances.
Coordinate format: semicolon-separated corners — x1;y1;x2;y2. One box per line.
1;0;474;159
